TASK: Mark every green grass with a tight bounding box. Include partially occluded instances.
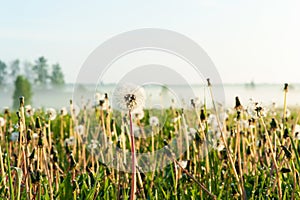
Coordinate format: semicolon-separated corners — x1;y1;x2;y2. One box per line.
0;92;300;200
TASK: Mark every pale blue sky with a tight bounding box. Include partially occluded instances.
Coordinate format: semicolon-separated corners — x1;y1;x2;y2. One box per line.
1;0;299;83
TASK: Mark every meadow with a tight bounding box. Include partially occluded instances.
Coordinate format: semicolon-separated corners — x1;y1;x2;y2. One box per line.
0;82;299;200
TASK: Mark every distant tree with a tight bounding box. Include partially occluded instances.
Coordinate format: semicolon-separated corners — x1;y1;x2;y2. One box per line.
51;63;65;86
0;60;7;86
13;75;32;109
33;56;49;85
10;59;20;81
24;61;35;83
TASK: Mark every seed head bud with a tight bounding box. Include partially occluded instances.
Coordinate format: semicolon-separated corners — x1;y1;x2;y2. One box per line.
207;78;211;86
35;117;41;129
234;96;243;110
200;109;206;121
19;96;25;107
284;83;288;92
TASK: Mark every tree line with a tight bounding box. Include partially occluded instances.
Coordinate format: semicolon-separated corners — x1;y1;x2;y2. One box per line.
0;56;65;87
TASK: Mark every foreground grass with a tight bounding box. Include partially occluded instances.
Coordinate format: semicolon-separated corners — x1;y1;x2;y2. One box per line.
0;89;300;199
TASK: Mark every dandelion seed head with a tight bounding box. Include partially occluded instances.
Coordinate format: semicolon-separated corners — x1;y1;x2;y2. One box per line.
149;116;159;126
25;105;35;117
112;83;145;112
246;99;266;119
132;108;144;120
46;108;57;121
60;107;68;116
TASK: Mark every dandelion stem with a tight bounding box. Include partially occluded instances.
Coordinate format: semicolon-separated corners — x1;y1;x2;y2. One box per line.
206;78;246;199
129;111;136;200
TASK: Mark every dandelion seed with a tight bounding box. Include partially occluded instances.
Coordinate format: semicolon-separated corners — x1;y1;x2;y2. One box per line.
149;116;159;126
46;108;57;121
112;83;145;112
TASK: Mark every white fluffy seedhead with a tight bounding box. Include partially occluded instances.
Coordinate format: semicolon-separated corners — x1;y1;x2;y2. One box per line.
112;83;145;112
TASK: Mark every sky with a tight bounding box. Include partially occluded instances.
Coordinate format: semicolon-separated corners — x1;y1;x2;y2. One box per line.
1;0;300;84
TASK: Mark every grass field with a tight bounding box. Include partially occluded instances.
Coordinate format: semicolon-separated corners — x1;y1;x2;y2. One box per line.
0;83;299;200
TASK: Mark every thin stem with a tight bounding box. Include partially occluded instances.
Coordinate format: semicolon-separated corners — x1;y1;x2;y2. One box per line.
174;159;216;199
129;111;136;200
